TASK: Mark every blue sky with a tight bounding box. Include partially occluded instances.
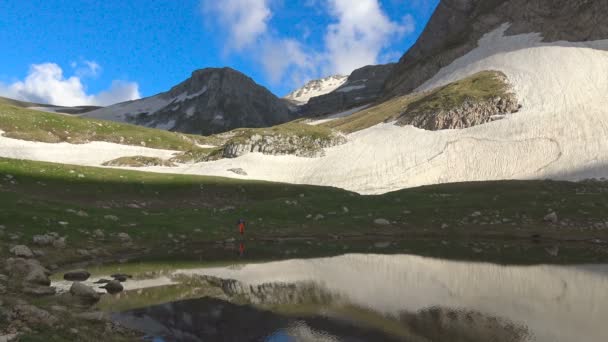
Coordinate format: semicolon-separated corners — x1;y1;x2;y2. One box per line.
0;0;439;106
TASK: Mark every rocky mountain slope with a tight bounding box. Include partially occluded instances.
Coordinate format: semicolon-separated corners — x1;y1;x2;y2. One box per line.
84;67;294;135
383;0;608;98
284;75;347;104
303;63;395;117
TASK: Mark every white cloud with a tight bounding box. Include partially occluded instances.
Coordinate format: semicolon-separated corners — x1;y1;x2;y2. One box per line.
200;0;416;91
324;0;415;75
0;63;140;107
74;60;102;78
201;0;272;51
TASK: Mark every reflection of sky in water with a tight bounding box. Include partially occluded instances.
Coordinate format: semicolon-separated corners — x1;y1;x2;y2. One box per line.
265;331;294;342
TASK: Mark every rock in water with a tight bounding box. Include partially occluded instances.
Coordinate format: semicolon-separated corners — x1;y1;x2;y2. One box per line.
64;269;91;282
70;282;101;305
93;279;112;284
101;280;124;294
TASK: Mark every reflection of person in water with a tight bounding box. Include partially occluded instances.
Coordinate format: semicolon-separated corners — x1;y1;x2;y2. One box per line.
237;218;246;235
239;243;245;257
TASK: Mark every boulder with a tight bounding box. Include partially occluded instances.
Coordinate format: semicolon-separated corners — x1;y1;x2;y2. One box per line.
117;232;131;242
100;280;124;294
9;245;33;258
70;282;101;305
4;258;56;296
13;304;58;326
64;269;91;282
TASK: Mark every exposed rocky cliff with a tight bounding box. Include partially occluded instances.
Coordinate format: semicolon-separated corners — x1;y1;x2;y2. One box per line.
221;131;346;158
383;0;608;98
303;64;395;117
85;68;294;135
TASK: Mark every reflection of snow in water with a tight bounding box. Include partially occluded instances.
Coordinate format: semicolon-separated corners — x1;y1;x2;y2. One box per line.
176;254;608;342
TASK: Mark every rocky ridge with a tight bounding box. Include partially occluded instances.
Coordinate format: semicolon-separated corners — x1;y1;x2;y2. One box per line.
383;0;608;98
303;64;395;117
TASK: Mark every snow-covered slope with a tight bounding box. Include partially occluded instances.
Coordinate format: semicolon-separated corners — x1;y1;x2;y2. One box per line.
130;26;608;194
3;26;608;194
177;254;608;342
284;75;347;104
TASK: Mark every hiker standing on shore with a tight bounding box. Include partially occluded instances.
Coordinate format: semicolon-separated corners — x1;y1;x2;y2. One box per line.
237;218;246;236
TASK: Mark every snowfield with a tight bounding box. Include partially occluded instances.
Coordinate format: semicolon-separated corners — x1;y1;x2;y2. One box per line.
285;75;348;104
2;24;608;194
148;24;608;194
0;130;177;166
176;254;608;342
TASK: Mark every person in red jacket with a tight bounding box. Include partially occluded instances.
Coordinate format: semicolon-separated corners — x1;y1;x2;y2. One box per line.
237;218;246;235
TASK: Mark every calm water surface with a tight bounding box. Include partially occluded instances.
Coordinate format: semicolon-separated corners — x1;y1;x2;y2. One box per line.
108;254;608;342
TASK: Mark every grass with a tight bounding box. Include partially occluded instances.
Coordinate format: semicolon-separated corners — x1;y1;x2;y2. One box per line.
101;155;176;167
0;101;219;150
1;157;608;267
324;71;512;133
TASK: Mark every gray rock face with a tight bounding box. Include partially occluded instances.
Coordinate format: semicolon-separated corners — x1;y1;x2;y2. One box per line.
303;64;396;117
384;0;608;98
396;94;519;130
90;67;294;135
221;133;347;159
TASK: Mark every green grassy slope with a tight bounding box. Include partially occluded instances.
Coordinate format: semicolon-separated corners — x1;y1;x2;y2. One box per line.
0;101;219;150
323;71;512;133
1;157;607;266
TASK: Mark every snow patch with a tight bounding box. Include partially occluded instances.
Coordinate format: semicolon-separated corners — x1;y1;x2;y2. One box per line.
285;75;348;104
336;85;366;93
0;130;177;166
308;105;370;125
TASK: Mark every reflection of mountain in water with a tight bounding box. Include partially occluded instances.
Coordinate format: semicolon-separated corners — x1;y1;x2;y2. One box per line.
112;297;403;342
177;254;608;342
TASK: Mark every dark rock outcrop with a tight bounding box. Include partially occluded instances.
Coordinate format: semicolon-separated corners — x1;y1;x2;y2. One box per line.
303;64;395;117
397;94;519;130
383;0;608;98
87;68;295;135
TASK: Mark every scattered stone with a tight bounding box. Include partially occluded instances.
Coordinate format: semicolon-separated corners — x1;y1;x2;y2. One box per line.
10;245;33;258
471;211;482;217
76;210;89;217
374;218;390;225
546;246;560;257
101;280;124;294
441;223;449;229
306;214;312;219
14;304;57;326
544;212;558;224
93;229;105;238
473;248;483;254
70;282;101;305
342;206;349;213
314;214;325;221
32;249;45;257
64;270;91;282
374;242;391;248
104;215;119;221
58;221;69;226
32;234;55;246
4;258;55;296
117;232;131;242
53;237;67;249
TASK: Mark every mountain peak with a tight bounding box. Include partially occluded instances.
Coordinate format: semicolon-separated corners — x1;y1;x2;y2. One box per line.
285;75;348;104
